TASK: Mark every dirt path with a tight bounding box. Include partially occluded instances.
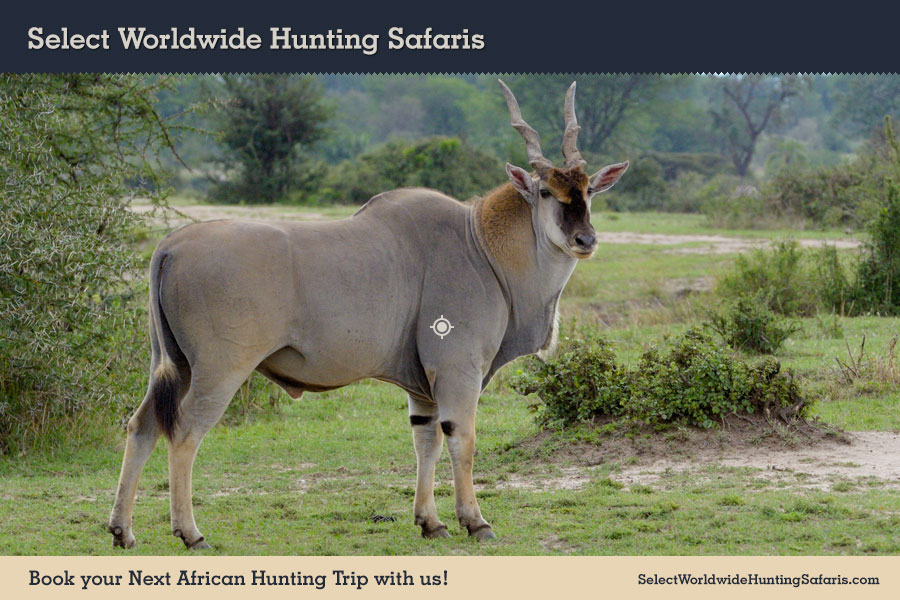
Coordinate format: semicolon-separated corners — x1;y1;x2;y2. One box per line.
132;203;328;223
594;232;860;254
494;432;900;493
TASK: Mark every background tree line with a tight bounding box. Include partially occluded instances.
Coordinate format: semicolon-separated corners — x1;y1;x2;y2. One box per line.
159;74;900;224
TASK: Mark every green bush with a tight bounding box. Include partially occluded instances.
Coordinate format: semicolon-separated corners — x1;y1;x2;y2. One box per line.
812;181;900;317
707;292;801;354
717;179;900;318
511;328;807;430
0;75;174;454
315;136;505;204
853;180;900;314
509;333;628;427
761;165;867;228
815;245;854;314
630;330;804;428
608;152;736;213
716;240;819;316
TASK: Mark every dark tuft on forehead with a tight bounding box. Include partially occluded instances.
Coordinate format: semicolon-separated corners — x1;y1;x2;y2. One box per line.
545;167;589;204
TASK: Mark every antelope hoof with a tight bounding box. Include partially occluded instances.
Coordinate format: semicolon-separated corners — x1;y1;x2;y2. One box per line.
188;538;212;550
109;525;136;549
421;523;450;539
175;529;210;550
467;524;496;541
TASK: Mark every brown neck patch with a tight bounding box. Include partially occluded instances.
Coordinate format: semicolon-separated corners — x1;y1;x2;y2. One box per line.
545;167;588;204
477;183;535;273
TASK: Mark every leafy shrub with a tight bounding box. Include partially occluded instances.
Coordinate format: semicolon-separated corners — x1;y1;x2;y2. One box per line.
815;245;854;314
813;180;900;316
0;75;174;454
315;136;505;204
707;292;801;354
664;172;720;213
509;333;628;427
608;152;736;213
716;240;819;316
630;330;804;428
853;180;900;314
511;328;807;429
761;165;867;228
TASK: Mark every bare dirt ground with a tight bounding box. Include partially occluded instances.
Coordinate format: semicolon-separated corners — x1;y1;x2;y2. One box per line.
612;431;900;491
496;427;900;493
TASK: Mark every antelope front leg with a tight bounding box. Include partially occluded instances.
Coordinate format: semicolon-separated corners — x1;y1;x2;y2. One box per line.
435;379;495;540
167;430;210;550
408;395;449;538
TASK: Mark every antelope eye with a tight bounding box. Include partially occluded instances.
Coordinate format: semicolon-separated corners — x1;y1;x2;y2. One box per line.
540;189;552;198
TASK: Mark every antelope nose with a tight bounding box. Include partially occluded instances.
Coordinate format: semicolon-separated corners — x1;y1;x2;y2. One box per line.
574;233;596;250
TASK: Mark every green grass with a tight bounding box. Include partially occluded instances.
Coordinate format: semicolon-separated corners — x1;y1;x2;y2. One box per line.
2;380;899;555
565;244;728;306
593;211;853;240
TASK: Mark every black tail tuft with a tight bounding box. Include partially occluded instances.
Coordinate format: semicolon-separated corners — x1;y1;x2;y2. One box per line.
152;367;180;440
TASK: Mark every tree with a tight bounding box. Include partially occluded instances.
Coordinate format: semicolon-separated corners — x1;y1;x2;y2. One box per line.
832;75;900;137
212;75;332;203
711;75;810;177
0;74;177;453
502;75;668;155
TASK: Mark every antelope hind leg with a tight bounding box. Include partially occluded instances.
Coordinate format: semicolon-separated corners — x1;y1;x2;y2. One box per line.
166;369;249;550
109;390;162;548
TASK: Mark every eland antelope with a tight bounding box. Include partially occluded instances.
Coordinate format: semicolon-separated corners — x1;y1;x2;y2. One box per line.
108;80;628;548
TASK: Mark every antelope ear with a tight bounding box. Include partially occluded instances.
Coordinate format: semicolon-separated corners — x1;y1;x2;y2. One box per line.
588;161;629;197
506;163;537;203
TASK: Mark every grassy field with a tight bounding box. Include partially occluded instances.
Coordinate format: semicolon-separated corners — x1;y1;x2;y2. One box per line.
1;203;898;556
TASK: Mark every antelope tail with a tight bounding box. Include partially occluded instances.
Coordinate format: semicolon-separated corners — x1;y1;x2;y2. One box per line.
148;251;188;439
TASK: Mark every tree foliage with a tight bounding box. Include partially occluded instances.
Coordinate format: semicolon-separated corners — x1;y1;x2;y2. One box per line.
833;75;900;136
503;74;668;155
210;75;332;203
0;74;175;453
316;137;505;204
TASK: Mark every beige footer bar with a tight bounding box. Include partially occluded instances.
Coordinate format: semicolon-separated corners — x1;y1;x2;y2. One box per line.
1;556;897;599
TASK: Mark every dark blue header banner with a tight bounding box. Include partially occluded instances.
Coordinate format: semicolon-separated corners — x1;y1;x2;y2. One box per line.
4;1;897;73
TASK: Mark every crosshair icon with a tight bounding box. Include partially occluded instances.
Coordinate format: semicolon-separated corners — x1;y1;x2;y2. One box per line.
430;315;454;339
